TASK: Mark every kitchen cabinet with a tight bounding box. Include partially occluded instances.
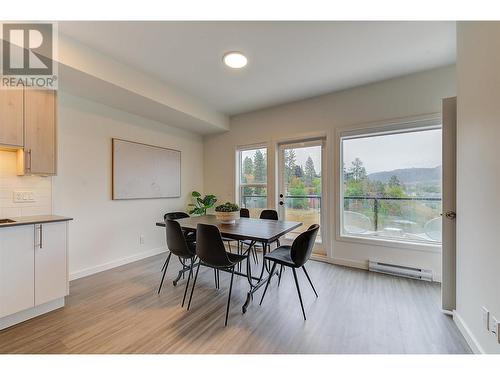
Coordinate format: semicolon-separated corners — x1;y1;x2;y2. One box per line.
0;225;35;318
18;89;57;175
34;222;67;305
0;89;24;148
0;219;69;328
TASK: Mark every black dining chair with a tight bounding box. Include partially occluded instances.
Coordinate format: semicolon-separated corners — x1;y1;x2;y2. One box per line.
187;223;246;326
240;209;281;264
158;220;198;307
237;208;258;265
259;224;320;320
162;212;195;272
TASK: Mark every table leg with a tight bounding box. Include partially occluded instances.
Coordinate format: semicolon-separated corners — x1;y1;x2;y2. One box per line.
242;241;277;314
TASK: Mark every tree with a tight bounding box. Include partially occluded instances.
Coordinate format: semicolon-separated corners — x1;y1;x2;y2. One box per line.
294;165;304;178
385;175;405;198
242;156;253;183
288;177;308;209
304;156;316;187
388;175;401;187
253;149;267;195
284;149;296;184
349;158;367;181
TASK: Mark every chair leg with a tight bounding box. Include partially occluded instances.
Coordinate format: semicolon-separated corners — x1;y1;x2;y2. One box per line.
214;269;218;289
259;262;277;306
187;262;201;310
302;266;318;298
225;266;236;326
278;264;284;287
157;252;171;294
181;258;195;307
292;268;307;320
161;254;169;272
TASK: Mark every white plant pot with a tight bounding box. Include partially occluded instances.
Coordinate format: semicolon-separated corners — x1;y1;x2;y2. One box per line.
215;211;239;224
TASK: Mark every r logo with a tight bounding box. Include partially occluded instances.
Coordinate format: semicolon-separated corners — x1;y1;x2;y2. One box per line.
2;23;53;75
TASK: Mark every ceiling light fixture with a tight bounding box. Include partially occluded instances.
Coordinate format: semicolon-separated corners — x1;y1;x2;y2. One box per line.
223;51;247;69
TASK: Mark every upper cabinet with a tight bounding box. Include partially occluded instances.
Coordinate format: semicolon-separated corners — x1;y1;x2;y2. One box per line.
20;90;57;175
0;89;24;148
0;88;57;176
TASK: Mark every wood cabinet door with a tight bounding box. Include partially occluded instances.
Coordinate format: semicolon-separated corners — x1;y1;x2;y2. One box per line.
0;89;24;148
24;89;56;175
0;225;35;318
34;222;67;305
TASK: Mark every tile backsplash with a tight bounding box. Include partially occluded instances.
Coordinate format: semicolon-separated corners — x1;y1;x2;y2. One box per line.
0;150;52;218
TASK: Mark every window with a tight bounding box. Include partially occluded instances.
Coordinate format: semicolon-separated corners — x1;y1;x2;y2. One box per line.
237;146;268;217
340;127;442;245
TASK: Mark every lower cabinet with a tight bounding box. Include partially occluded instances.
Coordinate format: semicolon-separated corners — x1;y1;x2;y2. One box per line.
0;222;68;321
34;222;68;305
0;225;35;318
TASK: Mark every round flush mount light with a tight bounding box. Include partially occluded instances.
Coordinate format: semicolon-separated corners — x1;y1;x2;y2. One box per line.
223;51;248;69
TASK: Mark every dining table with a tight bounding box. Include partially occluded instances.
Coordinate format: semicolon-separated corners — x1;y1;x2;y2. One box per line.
156;214;302;313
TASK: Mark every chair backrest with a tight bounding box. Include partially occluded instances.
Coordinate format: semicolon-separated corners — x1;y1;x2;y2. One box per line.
290;224;320;267
240;208;250;218
164;211;189;221
260;209;278;220
165;220;196;258
196;224;232;268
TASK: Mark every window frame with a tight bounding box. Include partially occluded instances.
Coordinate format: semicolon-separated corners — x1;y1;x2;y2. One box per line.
235;143;269;213
336;117;443;253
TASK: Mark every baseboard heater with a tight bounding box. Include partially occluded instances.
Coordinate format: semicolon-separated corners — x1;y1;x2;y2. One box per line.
368;260;433;282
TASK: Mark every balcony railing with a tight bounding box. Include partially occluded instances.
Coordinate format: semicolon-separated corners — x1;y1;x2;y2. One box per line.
343;196;442;243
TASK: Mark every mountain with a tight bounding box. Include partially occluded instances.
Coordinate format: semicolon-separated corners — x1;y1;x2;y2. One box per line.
367;166;441;185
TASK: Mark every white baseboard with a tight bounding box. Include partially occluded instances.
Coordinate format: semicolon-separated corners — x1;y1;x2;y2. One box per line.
311;255;368;270
70;247;167;281
0;297;65;331
453;310;484;354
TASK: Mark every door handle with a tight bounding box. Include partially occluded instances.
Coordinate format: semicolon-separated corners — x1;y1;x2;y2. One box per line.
441;211;456;220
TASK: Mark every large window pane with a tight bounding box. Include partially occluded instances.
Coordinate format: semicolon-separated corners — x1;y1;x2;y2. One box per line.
238;147;267;218
341;128;442;244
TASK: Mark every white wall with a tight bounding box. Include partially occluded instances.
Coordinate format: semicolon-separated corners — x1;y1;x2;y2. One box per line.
454;22;500;354
0;151;52;217
53;92;204;279
204;66;456;279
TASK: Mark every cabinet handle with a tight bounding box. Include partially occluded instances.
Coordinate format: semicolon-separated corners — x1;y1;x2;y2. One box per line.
27;149;32;171
39;224;43;249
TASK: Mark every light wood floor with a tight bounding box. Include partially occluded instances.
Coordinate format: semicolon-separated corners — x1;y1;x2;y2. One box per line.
0;253;470;354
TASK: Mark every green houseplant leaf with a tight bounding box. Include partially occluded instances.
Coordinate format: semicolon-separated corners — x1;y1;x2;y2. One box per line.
188;191;217;216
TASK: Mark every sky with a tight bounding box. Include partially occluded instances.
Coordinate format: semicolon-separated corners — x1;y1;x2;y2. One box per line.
343;129;442;174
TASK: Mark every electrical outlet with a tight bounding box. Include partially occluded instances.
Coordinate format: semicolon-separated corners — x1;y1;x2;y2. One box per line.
13;191;35;203
482;306;490;331
139;235;145;245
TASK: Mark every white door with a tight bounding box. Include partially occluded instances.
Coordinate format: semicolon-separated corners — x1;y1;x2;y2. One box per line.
0;225;34;318
35;222;68;305
277;139;325;254
441;97;457;312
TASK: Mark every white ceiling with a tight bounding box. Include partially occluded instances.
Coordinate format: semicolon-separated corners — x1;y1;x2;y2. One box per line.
59;21;456;116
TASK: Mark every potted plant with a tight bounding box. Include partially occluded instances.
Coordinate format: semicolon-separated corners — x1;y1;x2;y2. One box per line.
215;202;240;224
188;191;217;216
